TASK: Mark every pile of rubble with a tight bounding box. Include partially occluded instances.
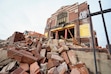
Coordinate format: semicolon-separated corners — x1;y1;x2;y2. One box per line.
0;31;106;74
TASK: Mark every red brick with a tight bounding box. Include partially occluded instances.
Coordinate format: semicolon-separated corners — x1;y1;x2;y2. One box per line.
40;57;46;64
25;38;33;45
8;48;38;64
20;50;33;56
11;67;25;74
70;63;86;71
69;63;89;74
68;63;73;70
22;72;29;74
46;52;58;59
67;50;77;65
8;32;25;44
78;66;89;74
61;51;70;64
47;59;60;69
36;41;42;53
8;48;22;62
30;62;40;74
20;63;29;71
31;49;41;60
70;68;80;74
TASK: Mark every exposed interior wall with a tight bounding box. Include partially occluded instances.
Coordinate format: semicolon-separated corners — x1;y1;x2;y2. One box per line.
58;30;65;39
52;32;55;39
67;28;74;39
51;28;75;39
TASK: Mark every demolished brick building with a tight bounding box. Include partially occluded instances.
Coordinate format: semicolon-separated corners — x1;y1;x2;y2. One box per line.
44;2;98;47
0;1;111;74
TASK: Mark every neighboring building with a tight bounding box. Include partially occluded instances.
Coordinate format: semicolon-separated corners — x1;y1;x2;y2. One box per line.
44;1;98;46
24;31;44;39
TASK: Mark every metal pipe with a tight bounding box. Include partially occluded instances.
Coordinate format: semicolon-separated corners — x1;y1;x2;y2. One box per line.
99;0;111;56
90;8;111;16
88;5;98;74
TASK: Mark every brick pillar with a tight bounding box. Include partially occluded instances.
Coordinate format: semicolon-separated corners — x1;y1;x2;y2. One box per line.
64;29;67;39
55;31;58;39
75;24;80;44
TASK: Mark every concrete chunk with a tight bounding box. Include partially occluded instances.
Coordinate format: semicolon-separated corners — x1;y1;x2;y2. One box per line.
47;52;58;59
52;39;58;46
49;44;58;52
59;39;66;46
57;62;68;74
40;63;47;74
40;49;46;58
48;67;58;74
1;61;17;73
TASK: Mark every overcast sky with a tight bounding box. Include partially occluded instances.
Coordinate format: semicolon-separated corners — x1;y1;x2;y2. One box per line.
0;0;111;47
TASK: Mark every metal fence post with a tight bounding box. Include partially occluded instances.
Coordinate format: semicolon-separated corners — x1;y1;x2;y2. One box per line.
99;0;111;57
88;5;98;74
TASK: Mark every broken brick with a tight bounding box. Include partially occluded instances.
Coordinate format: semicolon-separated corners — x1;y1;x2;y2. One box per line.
8;48;38;64
51;54;64;62
40;57;46;64
11;67;25;74
8;32;25;44
46;46;51;52
30;62;40;74
57;62;68;74
8;48;22;62
40;49;46;58
25;38;33;46
78;66;89;74
46;52;58;59
61;51;70;64
31;49;41;60
20;50;33;56
70;68;80;74
67;50;77;65
20;63;29;71
47;59;60;69
36;41;42;53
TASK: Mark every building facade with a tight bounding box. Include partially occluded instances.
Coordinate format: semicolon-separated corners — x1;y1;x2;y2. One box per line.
44;2;98;46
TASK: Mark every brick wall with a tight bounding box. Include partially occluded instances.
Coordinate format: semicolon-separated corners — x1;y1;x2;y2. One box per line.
45;2;88;28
